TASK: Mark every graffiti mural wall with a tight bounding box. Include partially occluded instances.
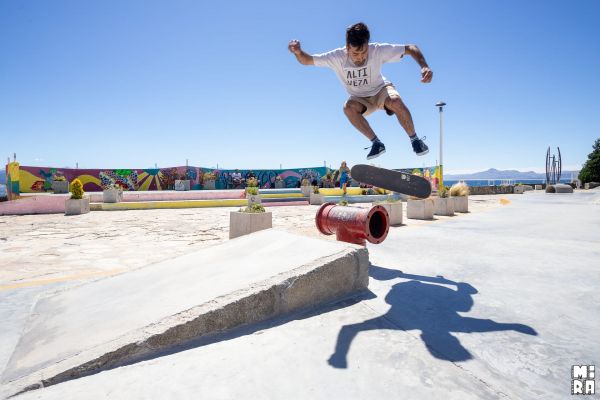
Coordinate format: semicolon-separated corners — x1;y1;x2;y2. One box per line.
16;165;328;193
396;166;442;192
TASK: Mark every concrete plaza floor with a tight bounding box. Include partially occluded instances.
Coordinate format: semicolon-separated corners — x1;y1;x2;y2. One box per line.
1;191;599;399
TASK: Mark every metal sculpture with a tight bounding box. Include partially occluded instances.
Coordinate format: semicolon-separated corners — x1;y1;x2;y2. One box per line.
546;147;562;185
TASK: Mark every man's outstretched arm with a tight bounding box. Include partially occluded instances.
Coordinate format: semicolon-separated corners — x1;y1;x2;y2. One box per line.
288;39;314;66
405;44;433;83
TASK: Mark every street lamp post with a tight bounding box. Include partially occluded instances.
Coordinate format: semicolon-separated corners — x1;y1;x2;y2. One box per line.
436;101;446;190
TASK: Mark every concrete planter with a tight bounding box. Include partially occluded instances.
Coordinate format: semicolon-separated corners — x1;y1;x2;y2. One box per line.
434;197;455;216
103;188;123;203
229;211;272;239
274;181;285;189
452;196;469;213
377;202;403;226
585;182;600;189
407;199;434;220
309;192;324;205
174;180;191;191
301;185;312;197
203;180;216;190
514;186;526;194
246;193;262;206
65;197;90;216
535;185;543;190
52;181;69;194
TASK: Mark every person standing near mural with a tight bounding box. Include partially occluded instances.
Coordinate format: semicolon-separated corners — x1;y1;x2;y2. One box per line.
288;22;432;160
333;161;351;195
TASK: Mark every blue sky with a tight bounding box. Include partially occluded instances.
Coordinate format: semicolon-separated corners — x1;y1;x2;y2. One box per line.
1;0;598;173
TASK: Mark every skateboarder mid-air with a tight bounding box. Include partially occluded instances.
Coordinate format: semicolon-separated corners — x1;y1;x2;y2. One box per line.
288;22;433;160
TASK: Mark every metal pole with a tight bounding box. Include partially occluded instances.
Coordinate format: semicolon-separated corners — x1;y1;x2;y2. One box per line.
435;102;446;189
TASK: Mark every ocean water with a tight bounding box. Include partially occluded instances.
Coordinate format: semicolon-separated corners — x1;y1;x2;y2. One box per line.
0;184;6;197
443;179;571;187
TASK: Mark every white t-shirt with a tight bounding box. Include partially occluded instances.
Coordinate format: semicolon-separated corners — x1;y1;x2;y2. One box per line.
313;43;406;97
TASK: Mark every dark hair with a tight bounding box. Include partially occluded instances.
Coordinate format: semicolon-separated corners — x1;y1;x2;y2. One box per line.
346;22;370;48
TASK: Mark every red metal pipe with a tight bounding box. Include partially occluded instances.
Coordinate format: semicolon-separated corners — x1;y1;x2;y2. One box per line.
315;202;390;245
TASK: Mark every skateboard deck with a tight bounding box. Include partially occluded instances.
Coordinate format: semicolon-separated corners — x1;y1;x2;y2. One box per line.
350;164;432;198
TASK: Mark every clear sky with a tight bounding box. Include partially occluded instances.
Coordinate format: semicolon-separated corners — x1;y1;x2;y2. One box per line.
1;0;599;173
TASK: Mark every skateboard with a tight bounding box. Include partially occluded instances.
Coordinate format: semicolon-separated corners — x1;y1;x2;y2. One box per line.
350;164;432;198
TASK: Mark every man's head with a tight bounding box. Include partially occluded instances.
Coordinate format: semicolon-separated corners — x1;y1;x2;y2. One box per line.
346;22;370;66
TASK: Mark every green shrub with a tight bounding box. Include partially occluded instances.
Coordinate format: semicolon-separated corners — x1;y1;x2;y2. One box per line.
579;138;600;184
240;203;265;213
246;186;259;195
246;177;259;187
52;174;66;182
438;186;449;198
337;199;349;206
70;179;84;199
312;186;320;194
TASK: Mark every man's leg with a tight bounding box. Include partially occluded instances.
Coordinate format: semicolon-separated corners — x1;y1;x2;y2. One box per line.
384;96;417;137
384;94;429;156
344;99;387;159
343;100;376;140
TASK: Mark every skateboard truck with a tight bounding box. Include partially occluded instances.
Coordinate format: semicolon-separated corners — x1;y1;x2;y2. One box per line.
315;202;390;246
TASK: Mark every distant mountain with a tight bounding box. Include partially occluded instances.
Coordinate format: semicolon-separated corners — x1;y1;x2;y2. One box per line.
445;168;580;180
0;170;5;184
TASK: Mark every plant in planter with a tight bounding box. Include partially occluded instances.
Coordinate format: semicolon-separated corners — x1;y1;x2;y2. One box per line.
103;183;124;203
375;196;403;226
309;185;324;205
300;178;312;196
434;186;454;216
449;182;469;213
337;199;349;206
245;185;261;205
229;203;272;239
65;179;90;215
51;173;69;194
203;171;217;190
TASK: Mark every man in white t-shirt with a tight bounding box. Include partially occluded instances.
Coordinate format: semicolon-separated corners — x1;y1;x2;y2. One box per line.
288;22;433;159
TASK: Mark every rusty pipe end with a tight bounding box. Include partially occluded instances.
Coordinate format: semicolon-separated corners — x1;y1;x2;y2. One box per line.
364;205;390;244
315;202;337;235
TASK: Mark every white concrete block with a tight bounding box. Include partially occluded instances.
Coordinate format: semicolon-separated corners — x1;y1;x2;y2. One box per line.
434;197;455;216
377;202;403;226
452;196;469;213
64;197;90;216
407;199;434;220
229;211;272;239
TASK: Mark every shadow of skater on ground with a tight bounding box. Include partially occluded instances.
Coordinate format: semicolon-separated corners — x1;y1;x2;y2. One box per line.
328;265;537;368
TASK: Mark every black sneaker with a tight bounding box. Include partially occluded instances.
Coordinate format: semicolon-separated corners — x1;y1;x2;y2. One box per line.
411;136;429;156
366;141;386;160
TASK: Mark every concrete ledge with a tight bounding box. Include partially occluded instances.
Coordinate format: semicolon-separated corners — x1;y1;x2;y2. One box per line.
1;230;369;396
91;199;248;210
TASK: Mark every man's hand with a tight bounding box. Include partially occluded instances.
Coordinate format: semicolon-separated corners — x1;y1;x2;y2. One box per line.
421;67;433;83
288;39;314;65
288;39;302;55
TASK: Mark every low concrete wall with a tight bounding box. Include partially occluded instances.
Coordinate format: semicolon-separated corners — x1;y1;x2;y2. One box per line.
468;186;514;195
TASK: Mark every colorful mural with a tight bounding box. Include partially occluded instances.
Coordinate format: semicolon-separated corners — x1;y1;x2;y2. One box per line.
14;165;329;193
6;162;20;199
397;166;442;192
